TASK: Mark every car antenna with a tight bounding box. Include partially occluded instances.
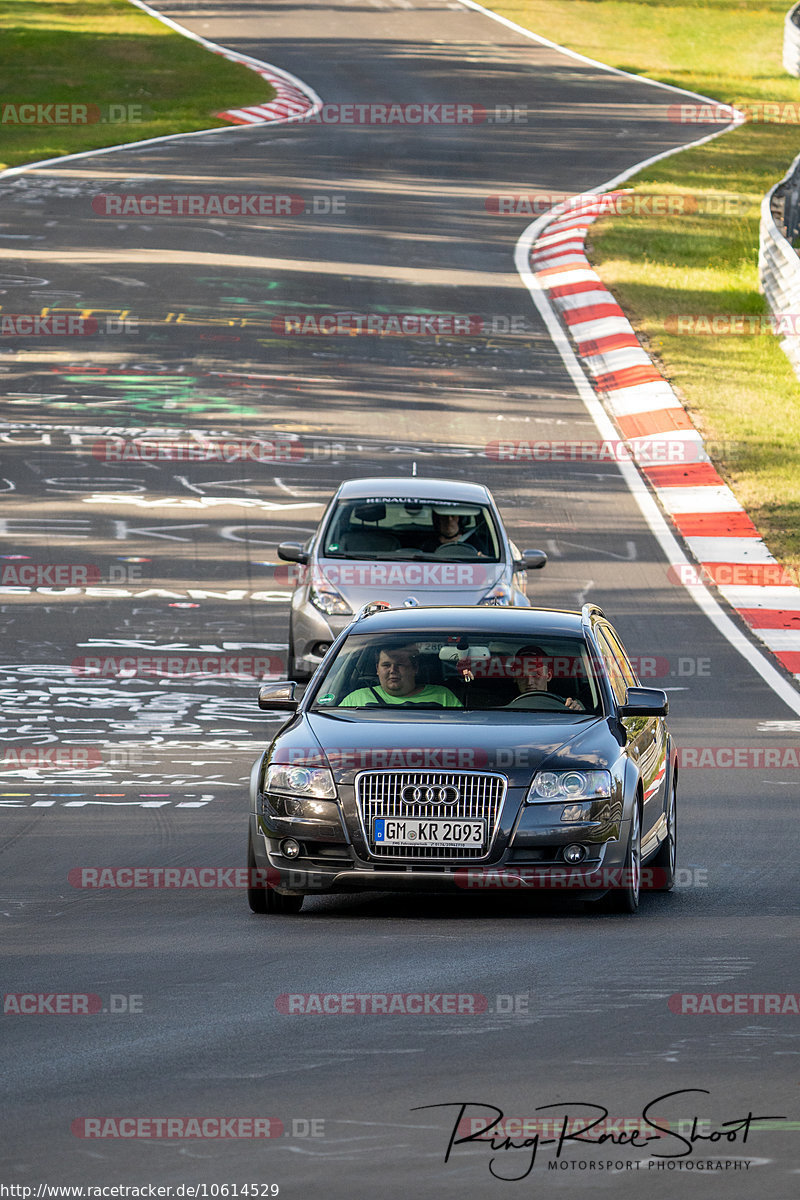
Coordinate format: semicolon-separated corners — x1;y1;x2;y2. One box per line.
411;461;417;476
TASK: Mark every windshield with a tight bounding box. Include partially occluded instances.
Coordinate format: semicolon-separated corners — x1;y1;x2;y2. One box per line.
320;497;502;562
309;632;601;714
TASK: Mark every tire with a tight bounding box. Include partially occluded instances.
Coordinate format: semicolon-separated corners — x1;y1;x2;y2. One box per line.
247;828;304;915
607;802;641;914
646;781;677;892
264;890;304;915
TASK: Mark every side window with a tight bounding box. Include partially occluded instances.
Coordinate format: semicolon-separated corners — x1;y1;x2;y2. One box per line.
601;626;639;688
595;628;630;706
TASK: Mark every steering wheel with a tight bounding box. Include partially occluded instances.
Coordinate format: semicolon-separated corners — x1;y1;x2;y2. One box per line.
433;541;479;559
507;691;569;710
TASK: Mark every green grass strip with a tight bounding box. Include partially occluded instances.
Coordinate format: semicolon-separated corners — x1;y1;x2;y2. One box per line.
487;0;800;577
0;0;276;171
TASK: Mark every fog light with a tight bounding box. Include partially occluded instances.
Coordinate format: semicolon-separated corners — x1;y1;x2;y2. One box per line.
563;844;586;864
281;838;301;859
313;641;331;658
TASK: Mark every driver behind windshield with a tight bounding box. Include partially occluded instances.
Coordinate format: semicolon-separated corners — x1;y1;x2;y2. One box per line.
340;644;462;707
506;644;585;711
419;508;488;556
425;509;463;549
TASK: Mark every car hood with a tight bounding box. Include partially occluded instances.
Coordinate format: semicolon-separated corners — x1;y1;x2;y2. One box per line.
315;558;506;609
271;711;614;788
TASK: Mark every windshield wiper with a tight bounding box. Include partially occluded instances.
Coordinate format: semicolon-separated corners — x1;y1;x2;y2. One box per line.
322;550;384;560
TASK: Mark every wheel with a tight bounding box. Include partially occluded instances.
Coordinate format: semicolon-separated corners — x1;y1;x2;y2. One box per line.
607;802;641;914
646;780;677;891
247;828;304;915
264;890;304;914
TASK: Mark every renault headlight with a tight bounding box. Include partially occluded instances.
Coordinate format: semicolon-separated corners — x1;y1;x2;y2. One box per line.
526;769;611;803
264;764;336;799
310;571;352;616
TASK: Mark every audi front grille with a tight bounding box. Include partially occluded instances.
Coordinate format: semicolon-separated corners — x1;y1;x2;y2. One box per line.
354;770;507;861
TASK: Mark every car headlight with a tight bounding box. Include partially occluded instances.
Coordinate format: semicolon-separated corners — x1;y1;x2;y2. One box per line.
264;763;337;799
525;769;611;803
309;572;352;616
478;582;513;606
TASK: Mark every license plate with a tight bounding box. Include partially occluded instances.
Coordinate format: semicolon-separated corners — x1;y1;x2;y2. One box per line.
373;817;485;849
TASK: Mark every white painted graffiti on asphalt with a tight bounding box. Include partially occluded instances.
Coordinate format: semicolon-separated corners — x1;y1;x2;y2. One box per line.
0;794;221;809
0;585;290;600
0;663;281;737
0;515;314;548
80;494;323;511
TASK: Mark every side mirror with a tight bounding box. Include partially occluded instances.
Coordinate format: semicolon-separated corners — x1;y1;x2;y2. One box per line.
515;549;547;571
277;542;308;565
258;682;299;712
618;686;668;717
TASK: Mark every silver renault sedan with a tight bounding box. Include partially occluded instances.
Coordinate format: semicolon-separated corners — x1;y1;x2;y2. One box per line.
277;477;547;679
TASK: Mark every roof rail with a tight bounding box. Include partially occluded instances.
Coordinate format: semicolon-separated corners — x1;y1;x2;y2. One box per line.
581;603;606;625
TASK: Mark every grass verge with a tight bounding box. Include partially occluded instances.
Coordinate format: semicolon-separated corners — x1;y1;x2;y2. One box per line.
487;0;800;576
0;0;276;171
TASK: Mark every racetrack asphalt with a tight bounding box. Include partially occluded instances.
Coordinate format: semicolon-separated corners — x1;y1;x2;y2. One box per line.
0;1;797;1194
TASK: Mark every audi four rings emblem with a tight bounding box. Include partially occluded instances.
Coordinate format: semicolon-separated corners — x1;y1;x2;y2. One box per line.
400;784;460;805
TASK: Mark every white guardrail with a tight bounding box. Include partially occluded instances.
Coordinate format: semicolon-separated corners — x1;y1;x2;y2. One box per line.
785;2;800;75
758;149;800;378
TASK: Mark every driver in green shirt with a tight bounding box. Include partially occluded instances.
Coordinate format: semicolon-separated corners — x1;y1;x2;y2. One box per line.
340;644;462;707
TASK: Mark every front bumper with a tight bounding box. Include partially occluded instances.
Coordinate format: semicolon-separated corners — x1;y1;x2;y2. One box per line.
249;781;630;897
289;595;349;676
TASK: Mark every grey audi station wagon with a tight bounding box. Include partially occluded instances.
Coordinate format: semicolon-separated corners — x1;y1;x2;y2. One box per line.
247;603;678;915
